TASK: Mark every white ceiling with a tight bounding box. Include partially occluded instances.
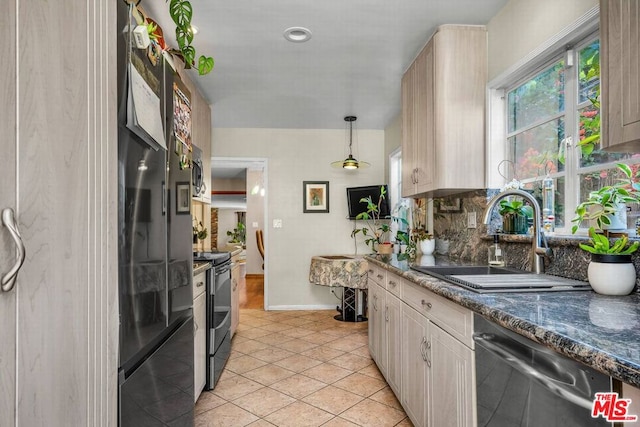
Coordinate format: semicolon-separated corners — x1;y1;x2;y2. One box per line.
143;0;508;130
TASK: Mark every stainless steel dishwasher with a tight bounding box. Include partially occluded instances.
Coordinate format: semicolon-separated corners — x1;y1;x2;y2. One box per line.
474;314;613;426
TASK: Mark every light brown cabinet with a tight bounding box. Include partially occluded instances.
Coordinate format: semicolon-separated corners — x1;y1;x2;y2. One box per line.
401;25;487;198
371;268;476;427
193;270;207;401
600;0;640;152
230;252;241;337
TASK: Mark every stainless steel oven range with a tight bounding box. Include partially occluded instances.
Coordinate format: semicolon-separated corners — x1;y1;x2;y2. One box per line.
194;251;232;390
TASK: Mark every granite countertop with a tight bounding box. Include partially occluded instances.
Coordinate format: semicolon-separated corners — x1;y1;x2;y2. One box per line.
193;261;212;276
366;254;640;388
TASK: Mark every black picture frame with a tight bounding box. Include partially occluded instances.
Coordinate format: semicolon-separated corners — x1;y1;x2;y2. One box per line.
303;181;329;213
176;181;191;214
436;198;462;213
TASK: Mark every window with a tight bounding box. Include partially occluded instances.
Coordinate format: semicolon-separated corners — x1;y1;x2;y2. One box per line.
389;148;403;211
504;35;639;233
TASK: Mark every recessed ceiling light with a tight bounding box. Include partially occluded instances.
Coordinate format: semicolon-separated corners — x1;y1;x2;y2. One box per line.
283;27;312;43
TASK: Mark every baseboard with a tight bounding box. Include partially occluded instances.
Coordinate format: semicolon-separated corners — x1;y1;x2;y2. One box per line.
266;304;336;311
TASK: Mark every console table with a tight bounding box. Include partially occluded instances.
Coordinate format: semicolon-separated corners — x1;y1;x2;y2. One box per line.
309;255;368;322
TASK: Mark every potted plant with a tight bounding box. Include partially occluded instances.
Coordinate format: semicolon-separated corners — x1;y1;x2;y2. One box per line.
571;163;640;295
351;186;390;253
571;163;639;232
498;199;529;234
193;220;208;243
226;222;246;247
412;228;435;255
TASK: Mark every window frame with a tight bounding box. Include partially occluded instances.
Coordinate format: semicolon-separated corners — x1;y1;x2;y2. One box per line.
486;9;611;236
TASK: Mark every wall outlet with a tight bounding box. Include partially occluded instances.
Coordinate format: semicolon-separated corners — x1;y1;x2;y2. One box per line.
273;219;283;228
467;212;477;229
252;221;259;228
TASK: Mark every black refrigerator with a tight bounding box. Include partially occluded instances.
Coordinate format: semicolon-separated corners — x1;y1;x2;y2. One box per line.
117;3;194;426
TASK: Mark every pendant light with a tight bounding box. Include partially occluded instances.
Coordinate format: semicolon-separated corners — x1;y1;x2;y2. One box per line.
331;116;370;170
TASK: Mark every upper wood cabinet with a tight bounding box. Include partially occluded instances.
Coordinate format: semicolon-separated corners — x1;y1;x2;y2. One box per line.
191;88;212;203
600;0;640;152
179;70;212;204
401;25;487;198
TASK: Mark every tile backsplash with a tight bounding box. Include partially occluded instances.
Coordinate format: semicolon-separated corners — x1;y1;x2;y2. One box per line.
430;190;640;287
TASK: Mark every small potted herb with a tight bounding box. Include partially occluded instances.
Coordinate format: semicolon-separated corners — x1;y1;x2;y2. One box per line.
498;199;530;234
571;163;640;295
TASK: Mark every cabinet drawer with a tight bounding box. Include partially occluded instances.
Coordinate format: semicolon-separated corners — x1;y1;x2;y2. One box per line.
385;274;402;298
193;271;207;299
403;281;474;348
367;263;386;286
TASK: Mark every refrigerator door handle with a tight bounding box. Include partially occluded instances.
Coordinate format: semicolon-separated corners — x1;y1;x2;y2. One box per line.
162;181;167;215
2;208;26;292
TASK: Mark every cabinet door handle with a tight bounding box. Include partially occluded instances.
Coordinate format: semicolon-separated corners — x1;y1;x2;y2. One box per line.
425;340;432;367
385;306;389;321
420;337;428;361
2;208;26;292
388;280;397;287
368;269;374;274
377;274;384;280
372;295;378;311
233;279;237;291
421;299;432;310
196;281;205;288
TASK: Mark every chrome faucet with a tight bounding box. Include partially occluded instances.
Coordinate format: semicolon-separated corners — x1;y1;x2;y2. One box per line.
483;189;552;274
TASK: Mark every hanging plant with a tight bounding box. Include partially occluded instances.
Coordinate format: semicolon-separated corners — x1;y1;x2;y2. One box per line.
166;0;214;75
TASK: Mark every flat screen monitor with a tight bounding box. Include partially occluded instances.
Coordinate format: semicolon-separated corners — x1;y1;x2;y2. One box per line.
346;185;391;220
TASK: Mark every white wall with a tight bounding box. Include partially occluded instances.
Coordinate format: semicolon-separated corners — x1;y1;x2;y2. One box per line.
487;0;598;80
384;115;402;184
212;128;385;309
246;168;265;274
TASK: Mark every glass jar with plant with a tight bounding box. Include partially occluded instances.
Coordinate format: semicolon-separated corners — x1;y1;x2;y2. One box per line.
571;163;640;295
498;199;530;234
351;186;390;253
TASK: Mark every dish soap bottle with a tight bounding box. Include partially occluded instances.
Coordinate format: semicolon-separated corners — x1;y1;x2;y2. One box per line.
488;235;505;266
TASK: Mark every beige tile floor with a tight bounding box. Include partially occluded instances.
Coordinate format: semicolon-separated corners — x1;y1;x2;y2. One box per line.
195;309;414;427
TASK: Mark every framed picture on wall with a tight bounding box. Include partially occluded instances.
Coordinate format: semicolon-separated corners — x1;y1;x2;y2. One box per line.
176;181;191;214
436;197;462;213
303;181;329;213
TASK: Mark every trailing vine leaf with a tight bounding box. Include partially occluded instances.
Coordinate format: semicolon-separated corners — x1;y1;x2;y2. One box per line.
198;56;214;75
169;0;192;27
165;0;214;75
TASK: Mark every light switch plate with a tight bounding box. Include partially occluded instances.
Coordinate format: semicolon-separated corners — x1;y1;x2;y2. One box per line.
273;219;283;228
467;212;477;228
252;222;259;228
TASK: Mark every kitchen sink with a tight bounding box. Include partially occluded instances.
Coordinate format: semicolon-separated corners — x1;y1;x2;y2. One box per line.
410;264;592;293
411;265;527;276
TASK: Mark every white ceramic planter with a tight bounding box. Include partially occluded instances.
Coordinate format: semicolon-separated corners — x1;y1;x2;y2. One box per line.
419;239;435;255
587;254;636;295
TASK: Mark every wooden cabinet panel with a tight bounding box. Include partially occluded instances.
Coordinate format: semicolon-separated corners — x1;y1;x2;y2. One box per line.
401;25;486;198
385;293;402;396
430;324;475;427
401;304;430;427
193;291;207;400
231;255;241;336
1;1;117;424
601;0;640;151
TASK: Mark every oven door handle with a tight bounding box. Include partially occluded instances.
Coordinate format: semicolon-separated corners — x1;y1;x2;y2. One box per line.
473;333;592;410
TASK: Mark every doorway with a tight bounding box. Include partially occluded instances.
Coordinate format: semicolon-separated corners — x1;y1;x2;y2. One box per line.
211;157;268;310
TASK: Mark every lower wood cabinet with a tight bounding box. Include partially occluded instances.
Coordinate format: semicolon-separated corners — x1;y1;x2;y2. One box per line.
193;271;207;401
230;255;241;337
370;269;476;427
368;280;387;375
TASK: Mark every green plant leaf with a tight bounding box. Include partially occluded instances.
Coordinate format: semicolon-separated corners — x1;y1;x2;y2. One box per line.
181;45;196;67
198;55;214;75
169;0;192;27
617;163;633;179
